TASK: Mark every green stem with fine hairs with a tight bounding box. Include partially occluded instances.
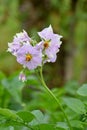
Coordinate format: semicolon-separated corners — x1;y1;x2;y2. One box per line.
39;67;72;130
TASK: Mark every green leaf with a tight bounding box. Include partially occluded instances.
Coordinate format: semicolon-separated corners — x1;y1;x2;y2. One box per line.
0;108;23;127
77;84;87;97
70;120;83;129
0;108;19;120
0;108;35;129
0;126;14;130
16;110;35;123
2;76;24;104
56;120;83;129
56;122;68;130
32;110;45;123
0;120;23;127
30;110;47;126
63;97;86;114
33;124;56;130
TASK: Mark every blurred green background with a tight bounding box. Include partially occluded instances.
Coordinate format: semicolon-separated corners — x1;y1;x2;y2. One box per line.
0;0;87;87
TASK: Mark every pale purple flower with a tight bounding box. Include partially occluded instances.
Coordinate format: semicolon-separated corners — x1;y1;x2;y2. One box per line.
13;30;31;43
7;30;31;56
17;44;42;70
38;25;62;63
19;71;26;82
7;42;21;56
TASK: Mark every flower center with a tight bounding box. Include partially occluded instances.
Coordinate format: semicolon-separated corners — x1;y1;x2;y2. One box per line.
44;41;49;48
26;54;32;61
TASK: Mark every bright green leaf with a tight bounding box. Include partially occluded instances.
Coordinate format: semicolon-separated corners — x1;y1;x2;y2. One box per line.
33;124;56;130
16;110;35;123
0;108;20;120
0;120;23;127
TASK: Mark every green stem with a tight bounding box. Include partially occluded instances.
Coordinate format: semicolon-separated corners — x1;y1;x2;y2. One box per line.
39;67;72;130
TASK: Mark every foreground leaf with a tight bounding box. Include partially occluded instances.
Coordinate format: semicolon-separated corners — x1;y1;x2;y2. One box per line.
56;120;83;129
56;122;68;129
70;120;83;129
33;124;56;130
30;110;47;126
63;97;86;114
16;110;35;123
0;108;19;120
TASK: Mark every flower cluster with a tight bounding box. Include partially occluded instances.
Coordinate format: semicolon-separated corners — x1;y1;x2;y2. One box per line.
7;25;62;71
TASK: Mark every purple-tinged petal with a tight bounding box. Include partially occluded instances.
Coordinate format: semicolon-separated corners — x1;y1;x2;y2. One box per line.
38;25;53;40
37;25;62;63
16;44;42;70
14;30;31;43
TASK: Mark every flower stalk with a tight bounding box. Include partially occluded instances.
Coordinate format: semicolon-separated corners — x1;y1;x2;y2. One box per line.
39;67;72;130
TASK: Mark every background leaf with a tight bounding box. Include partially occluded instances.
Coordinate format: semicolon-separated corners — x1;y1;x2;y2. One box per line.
77;84;87;97
2;75;24;104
